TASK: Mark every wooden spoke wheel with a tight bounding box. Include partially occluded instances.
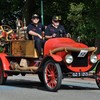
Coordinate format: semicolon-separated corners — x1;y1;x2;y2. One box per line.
0;25;13;39
43;60;62;92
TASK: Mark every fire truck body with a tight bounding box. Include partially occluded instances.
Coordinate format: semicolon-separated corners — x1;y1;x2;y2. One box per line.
0;25;100;92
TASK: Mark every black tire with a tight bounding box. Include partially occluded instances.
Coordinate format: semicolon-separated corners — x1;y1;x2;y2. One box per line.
43;60;62;92
0;65;7;85
95;63;100;89
38;73;45;85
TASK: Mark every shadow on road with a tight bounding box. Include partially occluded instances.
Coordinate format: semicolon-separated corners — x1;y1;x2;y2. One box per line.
60;84;99;90
5;79;45;90
4;78;99;91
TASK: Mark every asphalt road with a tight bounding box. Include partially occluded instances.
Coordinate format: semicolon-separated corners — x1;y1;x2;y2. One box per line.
0;75;100;100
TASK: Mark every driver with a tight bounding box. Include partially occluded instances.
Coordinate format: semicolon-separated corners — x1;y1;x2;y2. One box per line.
45;15;67;39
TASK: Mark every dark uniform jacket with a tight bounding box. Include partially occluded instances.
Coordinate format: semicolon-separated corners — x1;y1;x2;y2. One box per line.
27;23;44;40
45;24;67;37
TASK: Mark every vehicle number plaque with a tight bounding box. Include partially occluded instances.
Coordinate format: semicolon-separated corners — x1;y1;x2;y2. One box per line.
78;50;88;57
72;72;88;77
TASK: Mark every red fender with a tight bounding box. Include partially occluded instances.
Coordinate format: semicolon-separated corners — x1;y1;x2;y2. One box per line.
0;53;10;70
50;53;62;62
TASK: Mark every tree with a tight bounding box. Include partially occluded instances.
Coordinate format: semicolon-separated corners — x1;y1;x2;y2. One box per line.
67;2;95;46
82;0;100;54
93;0;100;54
0;0;24;28
0;0;100;53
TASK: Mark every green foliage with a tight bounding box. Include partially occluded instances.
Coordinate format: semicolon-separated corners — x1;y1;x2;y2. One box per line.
0;0;99;47
67;2;96;46
0;0;24;23
43;0;69;25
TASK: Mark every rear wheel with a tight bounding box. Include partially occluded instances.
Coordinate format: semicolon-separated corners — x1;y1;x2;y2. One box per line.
0;63;7;85
43;60;62;92
95;62;100;88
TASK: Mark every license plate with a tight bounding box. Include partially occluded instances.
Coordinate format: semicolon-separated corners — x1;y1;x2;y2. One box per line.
72;72;88;77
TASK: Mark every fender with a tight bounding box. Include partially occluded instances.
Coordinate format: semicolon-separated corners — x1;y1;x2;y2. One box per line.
49;53;62;62
39;55;62;72
0;53;10;70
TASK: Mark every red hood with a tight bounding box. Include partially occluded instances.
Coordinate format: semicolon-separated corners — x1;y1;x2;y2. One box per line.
44;38;88;55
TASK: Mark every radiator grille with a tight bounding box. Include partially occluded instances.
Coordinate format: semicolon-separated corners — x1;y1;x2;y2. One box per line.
72;52;88;67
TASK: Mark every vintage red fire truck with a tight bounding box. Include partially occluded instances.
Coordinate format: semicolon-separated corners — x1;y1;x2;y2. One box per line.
0;25;100;92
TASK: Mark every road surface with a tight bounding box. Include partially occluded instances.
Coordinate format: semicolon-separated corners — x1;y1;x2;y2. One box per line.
0;75;100;100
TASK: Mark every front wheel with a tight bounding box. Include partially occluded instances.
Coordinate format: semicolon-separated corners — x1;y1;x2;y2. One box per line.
43;60;62;92
95;62;100;89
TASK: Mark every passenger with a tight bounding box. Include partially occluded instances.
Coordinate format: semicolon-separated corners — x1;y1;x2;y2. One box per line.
45;15;67;39
27;14;44;58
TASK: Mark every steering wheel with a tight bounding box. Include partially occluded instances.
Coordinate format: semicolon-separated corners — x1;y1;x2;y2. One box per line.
0;25;14;39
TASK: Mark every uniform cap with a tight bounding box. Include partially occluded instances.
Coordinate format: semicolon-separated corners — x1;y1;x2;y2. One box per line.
52;16;61;21
32;14;39;18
